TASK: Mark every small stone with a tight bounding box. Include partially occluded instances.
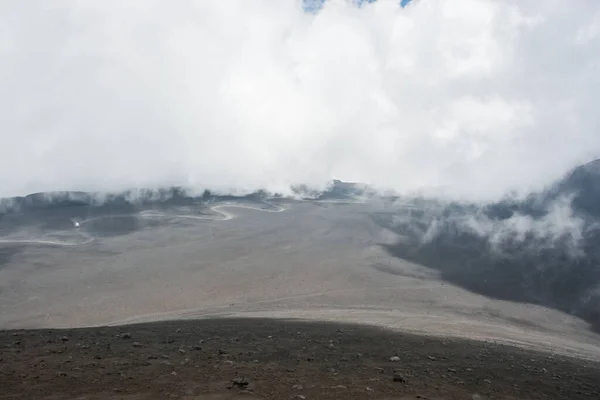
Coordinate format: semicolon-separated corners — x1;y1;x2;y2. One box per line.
293;396;306;400
147;355;158;360
218;349;228;355
192;345;202;351
428;356;436;361
178;348;186;354
393;370;406;383
483;379;492;384
292;384;303;390
447;368;456;373
57;371;67;377
328;343;335;349
119;333;132;340
60;336;69;342
175;329;182;333
231;377;250;387
389;356;400;362
331;385;347;389
171;371;177;376
132;342;143;348
366;387;374;392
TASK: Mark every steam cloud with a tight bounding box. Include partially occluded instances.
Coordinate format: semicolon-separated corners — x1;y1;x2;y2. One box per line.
1;0;599;201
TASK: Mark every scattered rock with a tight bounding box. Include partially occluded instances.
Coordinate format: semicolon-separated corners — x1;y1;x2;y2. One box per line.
366;386;374;392
389;356;400;362
483;379;492;384
171;371;177;376
331;385;347;389
57;371;67;377
132;342;143;348
293;395;306;400
428;356;436;361
218;349;228;355
177;348;186;354
393;370;407;383
60;336;69;342
119;333;132;340
231;377;250;388
447;368;456;373
192;345;202;351
292;384;303;390
175;328;182;333
328;343;335;349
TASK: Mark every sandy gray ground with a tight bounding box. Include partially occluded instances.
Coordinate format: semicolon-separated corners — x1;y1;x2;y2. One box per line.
1;200;600;361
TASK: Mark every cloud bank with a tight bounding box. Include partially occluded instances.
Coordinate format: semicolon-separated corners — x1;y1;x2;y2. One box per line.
1;0;599;201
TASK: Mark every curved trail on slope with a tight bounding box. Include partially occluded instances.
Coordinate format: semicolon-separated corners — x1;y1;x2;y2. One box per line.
0;202;287;247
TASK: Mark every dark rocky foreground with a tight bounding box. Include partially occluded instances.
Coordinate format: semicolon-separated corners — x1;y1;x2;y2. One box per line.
1;318;599;399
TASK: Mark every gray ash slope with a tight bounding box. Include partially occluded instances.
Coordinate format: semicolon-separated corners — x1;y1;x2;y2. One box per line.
1;162;600;342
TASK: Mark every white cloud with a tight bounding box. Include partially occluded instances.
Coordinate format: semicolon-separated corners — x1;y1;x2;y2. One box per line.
0;0;599;201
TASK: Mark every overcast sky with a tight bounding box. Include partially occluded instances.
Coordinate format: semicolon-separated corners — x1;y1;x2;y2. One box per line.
0;0;599;201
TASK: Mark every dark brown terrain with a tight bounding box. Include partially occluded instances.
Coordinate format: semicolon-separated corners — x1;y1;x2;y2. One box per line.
2;318;599;400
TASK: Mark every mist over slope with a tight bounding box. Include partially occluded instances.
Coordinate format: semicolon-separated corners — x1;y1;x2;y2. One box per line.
1;0;599;200
378;159;600;332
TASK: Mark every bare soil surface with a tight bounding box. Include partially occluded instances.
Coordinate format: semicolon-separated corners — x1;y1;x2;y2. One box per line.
2;318;599;400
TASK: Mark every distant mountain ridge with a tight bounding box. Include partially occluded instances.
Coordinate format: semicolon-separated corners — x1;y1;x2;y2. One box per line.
0;179;372;215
